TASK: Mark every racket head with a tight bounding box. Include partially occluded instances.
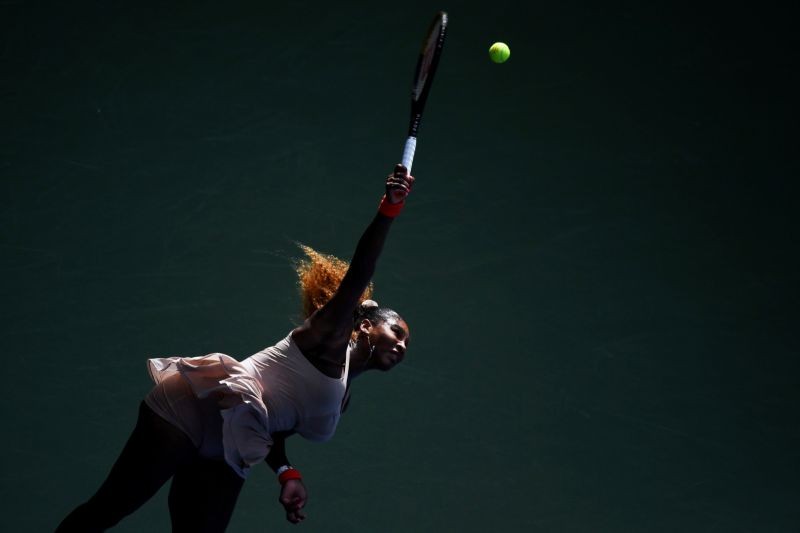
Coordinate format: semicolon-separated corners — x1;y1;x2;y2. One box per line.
408;11;448;136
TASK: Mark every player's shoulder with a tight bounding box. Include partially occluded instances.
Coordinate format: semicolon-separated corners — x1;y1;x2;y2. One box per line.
292;320;349;361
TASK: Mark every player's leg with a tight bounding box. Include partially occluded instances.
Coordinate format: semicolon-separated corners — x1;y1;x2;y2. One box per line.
168;457;245;533
56;401;197;532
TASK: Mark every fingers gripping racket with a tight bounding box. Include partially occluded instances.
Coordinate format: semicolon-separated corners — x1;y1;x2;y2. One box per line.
401;11;448;174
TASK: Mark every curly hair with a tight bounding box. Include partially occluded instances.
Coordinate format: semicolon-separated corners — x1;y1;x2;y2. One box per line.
294;244;374;319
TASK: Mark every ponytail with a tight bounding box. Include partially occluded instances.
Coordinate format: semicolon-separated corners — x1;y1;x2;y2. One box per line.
294;244;374;319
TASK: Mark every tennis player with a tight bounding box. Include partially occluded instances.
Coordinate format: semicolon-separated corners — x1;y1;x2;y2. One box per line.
56;164;414;532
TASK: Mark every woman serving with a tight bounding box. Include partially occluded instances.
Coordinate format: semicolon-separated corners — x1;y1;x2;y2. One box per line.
57;164;415;532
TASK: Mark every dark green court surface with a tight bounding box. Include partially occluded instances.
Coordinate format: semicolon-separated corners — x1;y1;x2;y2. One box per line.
2;1;798;531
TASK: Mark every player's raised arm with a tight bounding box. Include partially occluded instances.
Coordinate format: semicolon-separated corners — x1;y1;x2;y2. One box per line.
294;165;414;346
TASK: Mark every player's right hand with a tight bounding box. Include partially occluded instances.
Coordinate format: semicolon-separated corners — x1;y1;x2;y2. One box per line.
386;164;415;204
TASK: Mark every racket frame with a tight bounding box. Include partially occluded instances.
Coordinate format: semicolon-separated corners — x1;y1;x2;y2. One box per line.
401;11;448;173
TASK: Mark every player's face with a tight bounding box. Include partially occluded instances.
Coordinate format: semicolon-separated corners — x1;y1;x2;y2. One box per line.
369;318;410;371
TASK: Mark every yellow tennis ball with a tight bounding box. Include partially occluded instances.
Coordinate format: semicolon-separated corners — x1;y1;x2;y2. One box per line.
489;42;510;63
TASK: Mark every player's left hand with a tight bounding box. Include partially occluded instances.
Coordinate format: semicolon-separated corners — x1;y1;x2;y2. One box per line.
386;164;415;204
279;478;307;524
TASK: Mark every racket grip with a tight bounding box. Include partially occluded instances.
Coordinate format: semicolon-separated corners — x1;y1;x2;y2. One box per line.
401;136;417;174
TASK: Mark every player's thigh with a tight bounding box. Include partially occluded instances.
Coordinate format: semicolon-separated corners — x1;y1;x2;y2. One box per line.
92;402;197;508
168;458;245;533
57;402;197;531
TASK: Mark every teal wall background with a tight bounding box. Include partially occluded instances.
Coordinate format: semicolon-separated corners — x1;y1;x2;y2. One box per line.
2;1;797;531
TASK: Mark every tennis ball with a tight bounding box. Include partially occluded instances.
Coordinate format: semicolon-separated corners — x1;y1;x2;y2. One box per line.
489;42;510;64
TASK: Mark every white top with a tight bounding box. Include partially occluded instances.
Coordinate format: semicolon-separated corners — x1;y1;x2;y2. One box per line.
145;332;350;478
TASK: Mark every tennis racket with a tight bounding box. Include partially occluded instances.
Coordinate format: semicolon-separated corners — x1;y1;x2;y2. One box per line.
401;11;448;174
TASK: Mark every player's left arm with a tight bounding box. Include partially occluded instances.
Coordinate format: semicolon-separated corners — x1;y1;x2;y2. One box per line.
266;431;307;524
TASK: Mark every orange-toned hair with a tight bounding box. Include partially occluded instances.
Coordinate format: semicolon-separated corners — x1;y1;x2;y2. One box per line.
294;244;374;320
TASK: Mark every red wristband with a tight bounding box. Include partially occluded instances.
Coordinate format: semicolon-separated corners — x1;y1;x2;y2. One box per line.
378;195;404;218
278;468;303;485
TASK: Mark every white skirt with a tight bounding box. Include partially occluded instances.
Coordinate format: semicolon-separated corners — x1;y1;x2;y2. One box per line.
145;352;272;479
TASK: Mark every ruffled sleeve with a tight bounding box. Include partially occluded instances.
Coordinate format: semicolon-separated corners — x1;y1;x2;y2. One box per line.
147;353;272;478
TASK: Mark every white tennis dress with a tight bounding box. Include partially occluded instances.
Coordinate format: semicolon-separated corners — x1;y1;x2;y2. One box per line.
144;332;351;478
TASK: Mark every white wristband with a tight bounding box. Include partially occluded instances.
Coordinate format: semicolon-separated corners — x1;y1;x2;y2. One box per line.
276;465;292;475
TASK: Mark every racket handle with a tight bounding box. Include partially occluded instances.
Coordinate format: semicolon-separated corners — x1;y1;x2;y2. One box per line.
401;136;417;174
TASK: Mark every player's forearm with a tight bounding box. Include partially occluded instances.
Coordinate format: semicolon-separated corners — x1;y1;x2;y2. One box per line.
338;212;394;300
266;432;293;473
